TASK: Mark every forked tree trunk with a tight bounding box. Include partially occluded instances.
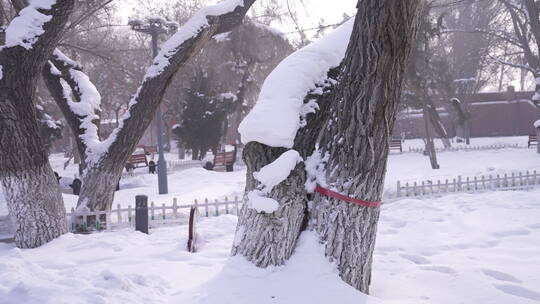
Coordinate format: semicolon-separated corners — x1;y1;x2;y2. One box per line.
70;0;257;213
312;0;423;293
76;165;123;212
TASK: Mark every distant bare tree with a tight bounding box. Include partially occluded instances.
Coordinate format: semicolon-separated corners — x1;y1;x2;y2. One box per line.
496;0;540;108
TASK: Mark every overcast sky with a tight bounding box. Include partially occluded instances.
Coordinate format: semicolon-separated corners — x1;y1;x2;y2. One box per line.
116;0;358;41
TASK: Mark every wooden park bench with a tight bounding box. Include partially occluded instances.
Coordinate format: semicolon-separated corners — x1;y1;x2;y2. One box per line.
528;135;538;148
127;148;148;170
213;151;236;172
390;139;403;153
141;145;158;157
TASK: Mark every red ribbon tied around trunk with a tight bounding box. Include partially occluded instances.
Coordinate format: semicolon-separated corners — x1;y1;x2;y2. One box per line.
314;186;381;208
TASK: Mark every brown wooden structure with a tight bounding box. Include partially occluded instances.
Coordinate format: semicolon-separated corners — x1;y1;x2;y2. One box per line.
393;87;540;139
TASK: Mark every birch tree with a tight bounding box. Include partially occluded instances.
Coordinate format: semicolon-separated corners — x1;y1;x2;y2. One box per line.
233;0;423;293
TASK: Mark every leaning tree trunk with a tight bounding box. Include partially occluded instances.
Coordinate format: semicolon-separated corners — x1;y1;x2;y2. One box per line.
426;100;451;148
423;103;440;169
0;0;75;248
72;0;257;213
312;0;423;293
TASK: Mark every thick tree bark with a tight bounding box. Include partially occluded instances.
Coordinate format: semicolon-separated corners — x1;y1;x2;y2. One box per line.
232;69;339;266
0;0;75;248
233;2;422;292
231;143;306;266
312;0;423;293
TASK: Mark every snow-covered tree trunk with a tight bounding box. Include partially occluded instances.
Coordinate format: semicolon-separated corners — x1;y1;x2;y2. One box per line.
312;0;423;293
76;164;124;212
231;143;308;266
0;0;75;248
0;167;67;248
39;0;257;213
232;65;339;265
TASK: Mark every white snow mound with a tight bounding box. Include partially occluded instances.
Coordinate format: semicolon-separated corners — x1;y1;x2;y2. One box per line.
171;231;382;304
253;150;302;191
238;18;354;148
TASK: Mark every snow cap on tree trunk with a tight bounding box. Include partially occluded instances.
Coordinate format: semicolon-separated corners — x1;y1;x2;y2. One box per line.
3;0;57;49
253;150;302;192
247;150;302;214
238;18;354;148
247;191;280;213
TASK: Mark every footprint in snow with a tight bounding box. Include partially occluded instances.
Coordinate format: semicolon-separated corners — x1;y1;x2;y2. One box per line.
379;229;399;235
527;223;540;230
388;220;408;229
399;254;431;265
491;229;531;238
420;265;456;274
429;218;445;223
494;284;540;302
482;269;522;283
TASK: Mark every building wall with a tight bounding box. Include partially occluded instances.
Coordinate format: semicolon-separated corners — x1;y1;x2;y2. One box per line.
393;90;540;139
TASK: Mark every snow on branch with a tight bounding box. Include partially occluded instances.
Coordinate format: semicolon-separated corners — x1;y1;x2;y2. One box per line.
238;18;354;148
144;0;252;80
487;54;534;72
50;49;104;162
100;0;255;157
3;0;57;49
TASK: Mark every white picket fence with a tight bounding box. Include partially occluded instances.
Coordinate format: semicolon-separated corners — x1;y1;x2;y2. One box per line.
407;143;521;153
395;170;540;198
121;159;203;178
66;196;243;232
167;160;203;172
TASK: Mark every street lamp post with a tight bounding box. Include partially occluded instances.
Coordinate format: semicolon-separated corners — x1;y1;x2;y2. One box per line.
129;17;178;195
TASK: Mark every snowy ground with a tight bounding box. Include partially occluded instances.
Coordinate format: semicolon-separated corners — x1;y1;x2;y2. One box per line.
1;190;539;304
0;136;539;303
